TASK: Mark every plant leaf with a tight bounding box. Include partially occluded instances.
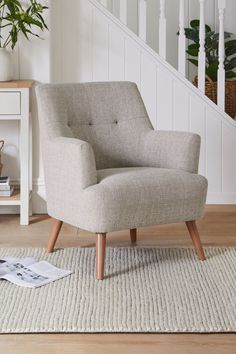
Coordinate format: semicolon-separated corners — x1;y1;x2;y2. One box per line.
226;46;236;58
226;71;236;78
225;71;236;79
184;28;199;43
206;62;218;81
187;58;198;67
225;58;236;71
190;19;211;32
213;32;232;41
186;43;199;57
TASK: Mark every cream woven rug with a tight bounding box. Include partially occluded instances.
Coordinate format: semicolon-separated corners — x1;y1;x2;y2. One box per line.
0;247;235;333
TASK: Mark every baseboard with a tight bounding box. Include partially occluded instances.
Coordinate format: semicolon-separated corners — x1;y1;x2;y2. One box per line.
207;193;236;204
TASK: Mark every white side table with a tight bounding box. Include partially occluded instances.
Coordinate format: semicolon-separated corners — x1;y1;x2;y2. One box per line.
0;81;33;225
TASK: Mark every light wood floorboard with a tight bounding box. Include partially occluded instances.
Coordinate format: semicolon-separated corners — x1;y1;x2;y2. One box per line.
0;205;236;354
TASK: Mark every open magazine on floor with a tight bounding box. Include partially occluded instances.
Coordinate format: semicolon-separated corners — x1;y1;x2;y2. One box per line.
0;257;72;288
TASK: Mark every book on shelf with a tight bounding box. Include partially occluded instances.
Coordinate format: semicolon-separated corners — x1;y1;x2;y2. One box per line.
0;176;14;196
0;186;14;197
0;184;11;191
0;176;10;185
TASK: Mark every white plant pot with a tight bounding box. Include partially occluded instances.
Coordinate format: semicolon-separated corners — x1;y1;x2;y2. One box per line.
0;48;13;81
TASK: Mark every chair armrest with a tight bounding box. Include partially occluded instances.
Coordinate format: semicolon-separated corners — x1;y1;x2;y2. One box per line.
43;137;97;192
142;130;201;173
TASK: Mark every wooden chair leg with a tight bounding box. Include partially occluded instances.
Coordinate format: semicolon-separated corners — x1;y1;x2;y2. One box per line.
186;221;206;261
96;233;106;280
130;228;137;243
47;218;63;253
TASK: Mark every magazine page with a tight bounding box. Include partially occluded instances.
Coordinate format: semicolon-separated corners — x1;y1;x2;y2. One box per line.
0;257;35;277
1;260;72;288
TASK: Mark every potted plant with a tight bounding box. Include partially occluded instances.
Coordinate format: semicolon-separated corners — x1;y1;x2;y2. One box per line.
182;19;236;118
0;0;48;81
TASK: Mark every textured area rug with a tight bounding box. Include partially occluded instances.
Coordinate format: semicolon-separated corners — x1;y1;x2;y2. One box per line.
0;247;235;333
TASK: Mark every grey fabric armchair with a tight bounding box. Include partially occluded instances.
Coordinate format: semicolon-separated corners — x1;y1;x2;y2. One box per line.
36;82;208;280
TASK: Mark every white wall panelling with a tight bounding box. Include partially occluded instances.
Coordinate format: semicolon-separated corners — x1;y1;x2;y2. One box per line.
206;107;222;195
109;24;125;81
92;9;109;81
189;94;206;176
140;53;157;127
173;81;190;131
124;39;141;88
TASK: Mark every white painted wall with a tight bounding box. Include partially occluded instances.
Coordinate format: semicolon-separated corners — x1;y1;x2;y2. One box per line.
1;0;236;217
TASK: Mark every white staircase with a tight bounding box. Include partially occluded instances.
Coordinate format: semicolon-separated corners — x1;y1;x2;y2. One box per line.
51;0;236;203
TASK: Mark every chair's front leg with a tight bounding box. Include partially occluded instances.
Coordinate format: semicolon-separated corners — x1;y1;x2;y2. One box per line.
186;221;206;261
96;233;106;280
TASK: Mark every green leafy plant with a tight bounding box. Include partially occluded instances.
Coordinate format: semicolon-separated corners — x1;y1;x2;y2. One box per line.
0;0;48;50
181;19;236;81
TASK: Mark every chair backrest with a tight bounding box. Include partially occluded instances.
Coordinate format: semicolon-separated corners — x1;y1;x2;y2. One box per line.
36;81;153;169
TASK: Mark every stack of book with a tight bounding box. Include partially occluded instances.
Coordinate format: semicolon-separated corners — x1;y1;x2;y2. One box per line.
0;176;14;197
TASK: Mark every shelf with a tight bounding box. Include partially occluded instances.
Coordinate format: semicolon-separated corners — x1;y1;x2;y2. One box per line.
0;190;32;206
0;115;21;121
0;81;34;89
0;190;21;206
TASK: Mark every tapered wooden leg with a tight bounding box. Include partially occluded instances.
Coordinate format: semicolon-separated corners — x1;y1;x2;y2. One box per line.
130;228;137;243
186;221;206;261
96;233;106;280
47;218;63;253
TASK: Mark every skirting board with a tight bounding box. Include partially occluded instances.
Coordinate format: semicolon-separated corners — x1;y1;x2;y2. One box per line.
0;180;236;215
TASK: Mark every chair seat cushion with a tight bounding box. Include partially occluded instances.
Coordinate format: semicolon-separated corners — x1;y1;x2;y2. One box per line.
78;167;207;233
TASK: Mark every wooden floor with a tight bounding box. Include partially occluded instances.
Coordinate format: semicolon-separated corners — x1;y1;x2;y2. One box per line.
0;205;236;354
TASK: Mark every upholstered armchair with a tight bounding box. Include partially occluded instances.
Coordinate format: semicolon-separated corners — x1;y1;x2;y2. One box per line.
36;82;208;280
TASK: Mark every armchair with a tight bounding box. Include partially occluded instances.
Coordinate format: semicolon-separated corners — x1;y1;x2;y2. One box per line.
36;82;208;280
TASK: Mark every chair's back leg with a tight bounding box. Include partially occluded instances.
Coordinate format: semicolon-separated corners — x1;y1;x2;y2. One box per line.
96;233;106;280
130;228;137;243
47;218;63;253
186;221;206;261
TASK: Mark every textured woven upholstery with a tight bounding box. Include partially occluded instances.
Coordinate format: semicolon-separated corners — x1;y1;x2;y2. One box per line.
36;82;208;233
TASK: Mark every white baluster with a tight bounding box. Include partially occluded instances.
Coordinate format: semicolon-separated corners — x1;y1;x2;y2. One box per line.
139;0;147;42
120;0;127;25
217;0;226;110
159;0;166;59
198;0;206;93
178;0;186;76
100;0;108;8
